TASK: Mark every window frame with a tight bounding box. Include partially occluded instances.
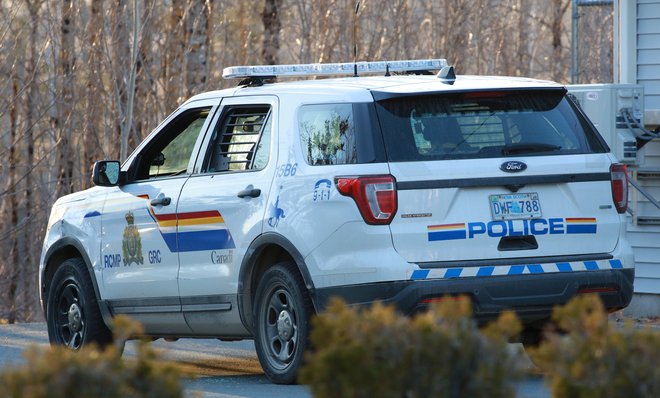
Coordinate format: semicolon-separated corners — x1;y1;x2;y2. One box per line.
191;95;279;176
124;105;215;183
201;105;273;174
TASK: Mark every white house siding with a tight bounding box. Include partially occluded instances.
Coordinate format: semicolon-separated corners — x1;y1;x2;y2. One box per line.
638;0;660;126
625;0;660;295
629;139;660;294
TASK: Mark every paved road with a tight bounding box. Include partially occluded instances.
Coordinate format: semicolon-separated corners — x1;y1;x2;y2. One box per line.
0;322;549;398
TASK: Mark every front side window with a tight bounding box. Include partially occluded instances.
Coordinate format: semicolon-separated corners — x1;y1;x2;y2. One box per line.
132;108;210;181
299;104;357;165
375;90;607;162
149;117;207;177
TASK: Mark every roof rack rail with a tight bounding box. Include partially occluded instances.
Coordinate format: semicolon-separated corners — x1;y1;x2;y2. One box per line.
222;59;448;79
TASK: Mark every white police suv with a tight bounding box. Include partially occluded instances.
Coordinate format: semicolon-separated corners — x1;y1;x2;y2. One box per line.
39;59;634;383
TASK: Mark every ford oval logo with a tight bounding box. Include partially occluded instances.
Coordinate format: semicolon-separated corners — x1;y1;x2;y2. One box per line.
500;161;527;173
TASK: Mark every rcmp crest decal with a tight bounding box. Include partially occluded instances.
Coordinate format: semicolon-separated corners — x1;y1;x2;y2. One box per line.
122;211;144;266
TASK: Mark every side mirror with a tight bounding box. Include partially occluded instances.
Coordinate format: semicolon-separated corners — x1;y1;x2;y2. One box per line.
92;160;121;186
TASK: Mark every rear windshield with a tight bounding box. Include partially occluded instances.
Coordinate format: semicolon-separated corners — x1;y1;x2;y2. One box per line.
374;90;607;162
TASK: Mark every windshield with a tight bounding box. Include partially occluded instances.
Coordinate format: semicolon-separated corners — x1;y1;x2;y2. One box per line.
374;90;607;161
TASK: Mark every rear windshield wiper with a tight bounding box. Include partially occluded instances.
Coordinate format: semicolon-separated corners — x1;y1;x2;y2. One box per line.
502;142;561;155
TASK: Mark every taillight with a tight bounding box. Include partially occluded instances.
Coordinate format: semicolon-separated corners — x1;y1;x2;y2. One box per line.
335;175;397;225
610;163;628;214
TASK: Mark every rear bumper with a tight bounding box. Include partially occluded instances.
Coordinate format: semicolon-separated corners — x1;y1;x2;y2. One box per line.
314;268;634;325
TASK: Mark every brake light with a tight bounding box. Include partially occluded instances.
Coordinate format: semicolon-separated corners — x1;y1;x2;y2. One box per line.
610;164;628;214
335;175;397;225
461;91;508;99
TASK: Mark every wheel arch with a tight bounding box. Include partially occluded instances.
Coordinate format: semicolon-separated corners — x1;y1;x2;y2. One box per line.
238;232;316;333
42;237;113;327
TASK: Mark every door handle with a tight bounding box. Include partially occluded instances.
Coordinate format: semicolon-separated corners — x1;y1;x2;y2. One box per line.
150;196;171;206
237;188;261;198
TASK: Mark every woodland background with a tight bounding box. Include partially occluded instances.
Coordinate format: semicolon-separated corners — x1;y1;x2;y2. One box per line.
0;0;613;322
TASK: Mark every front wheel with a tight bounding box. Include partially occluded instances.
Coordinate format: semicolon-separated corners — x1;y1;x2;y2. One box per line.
46;258;112;349
253;262;313;384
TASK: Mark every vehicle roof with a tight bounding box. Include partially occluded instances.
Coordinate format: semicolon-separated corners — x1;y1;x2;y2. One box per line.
184;74;564;105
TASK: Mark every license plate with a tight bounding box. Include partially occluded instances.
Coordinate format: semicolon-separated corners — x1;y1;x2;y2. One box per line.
489;193;542;220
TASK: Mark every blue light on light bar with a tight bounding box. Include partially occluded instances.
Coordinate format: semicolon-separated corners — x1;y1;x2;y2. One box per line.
222;59;448;79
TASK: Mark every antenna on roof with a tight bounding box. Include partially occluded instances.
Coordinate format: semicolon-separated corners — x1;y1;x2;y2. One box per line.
437;65;456;85
353;1;360;77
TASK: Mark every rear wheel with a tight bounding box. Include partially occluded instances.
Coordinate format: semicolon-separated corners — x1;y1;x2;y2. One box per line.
253;261;313;384
46;258;112;349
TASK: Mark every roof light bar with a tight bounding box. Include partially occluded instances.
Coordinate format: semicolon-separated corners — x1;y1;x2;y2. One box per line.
222;59;448;79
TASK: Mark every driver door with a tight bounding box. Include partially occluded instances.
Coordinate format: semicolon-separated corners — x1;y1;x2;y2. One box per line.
100;102;216;333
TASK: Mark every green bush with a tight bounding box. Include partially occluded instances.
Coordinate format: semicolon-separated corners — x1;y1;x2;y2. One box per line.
530;294;660;398
300;297;523;398
0;316;184;398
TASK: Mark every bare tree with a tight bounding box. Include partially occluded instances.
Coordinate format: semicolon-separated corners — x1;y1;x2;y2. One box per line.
185;0;211;95
55;0;76;197
7;37;22;324
84;0;105;168
262;0;282;65
549;0;570;82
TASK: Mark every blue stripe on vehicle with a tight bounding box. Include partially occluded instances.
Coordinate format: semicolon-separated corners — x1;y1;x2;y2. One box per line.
411;270;430;280
444;268;462;278
508;265;525;275
410;258;628;281
176;230;236;252
161;230;236;252
566;224;597;234
428;230;467;241
557;262;572;272
161;232;178;252
527;264;543;274
84;211;101;218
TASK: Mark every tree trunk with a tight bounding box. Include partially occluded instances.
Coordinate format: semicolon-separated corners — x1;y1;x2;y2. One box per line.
550;0;568;82
262;0;282;65
165;0;186;110
84;0;105;167
21;0;43;322
186;0;210;95
121;0;140;161
7;70;20;324
111;0;129;160
56;0;76;196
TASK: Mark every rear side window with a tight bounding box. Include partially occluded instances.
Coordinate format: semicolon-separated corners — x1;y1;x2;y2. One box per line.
299;104;357;165
298;103;386;165
374;90;607;162
204;106;271;172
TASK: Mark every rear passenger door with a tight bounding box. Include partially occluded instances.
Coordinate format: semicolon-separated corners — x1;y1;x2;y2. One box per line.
176;96;277;334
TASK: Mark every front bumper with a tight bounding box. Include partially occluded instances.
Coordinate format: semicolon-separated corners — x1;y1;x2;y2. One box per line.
314;268;634;325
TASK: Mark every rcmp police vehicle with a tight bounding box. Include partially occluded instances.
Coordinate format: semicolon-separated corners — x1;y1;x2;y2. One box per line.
39;59;634;384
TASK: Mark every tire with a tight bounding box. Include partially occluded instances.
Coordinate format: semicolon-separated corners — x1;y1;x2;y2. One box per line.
253;261;314;384
46;258;112;349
